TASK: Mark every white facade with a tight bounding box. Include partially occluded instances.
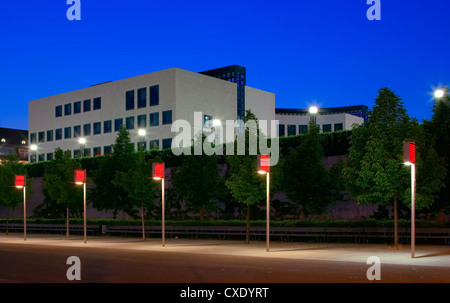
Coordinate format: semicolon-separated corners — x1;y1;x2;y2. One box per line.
28;67;275;161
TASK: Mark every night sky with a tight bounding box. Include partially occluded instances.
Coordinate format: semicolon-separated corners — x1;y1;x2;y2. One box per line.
1;0;449;130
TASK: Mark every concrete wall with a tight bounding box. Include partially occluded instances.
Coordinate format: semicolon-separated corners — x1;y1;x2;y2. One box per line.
245;86;276;137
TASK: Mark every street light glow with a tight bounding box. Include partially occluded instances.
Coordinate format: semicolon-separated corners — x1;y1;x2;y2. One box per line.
79;138;86;145
138;129;147;136
30;144;37;151
435;89;444;99
212;119;221;127
309;106;318;114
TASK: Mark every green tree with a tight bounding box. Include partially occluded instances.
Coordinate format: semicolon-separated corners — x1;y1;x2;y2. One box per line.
172;133;222;221
282;122;334;220
423;89;450;222
42;148;82;234
344;87;445;246
225;110;267;243
91;126;136;218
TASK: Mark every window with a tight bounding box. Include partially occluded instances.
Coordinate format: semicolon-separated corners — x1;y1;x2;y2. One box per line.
162;110;172;125
46;153;53;161
299;125;308;134
64;127;71;139
55;129;62;140
104;145;112;155
93;122;101;135
64;103;71;116
203;114;212;127
30;133;36;144
137;141;146;151
126;90;135;110
137;88;146;108
114;118;123;131
74;101;81;114
47;130;53;142
55;105;62;117
93;147;101;156
83;148;91;157
287;125;296;136
150;112;159;126
334;123;343;132
104;120;112;133
162;138;172;149
93;97;101;110
323;124;332;133
38;131;45;143
73;125;81;138
137;114;146;128
278;124;285;137
83;124;91;136
149;139;159;150
38;154;45;162
73;149;81;158
83;99;91;112
150;85;159;106
126;116;134;130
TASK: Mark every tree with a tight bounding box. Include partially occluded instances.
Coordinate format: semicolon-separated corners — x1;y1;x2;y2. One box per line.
282;122;334;220
423;89;450;222
225;110;267;243
344;87;445;247
113;149;158;239
91;126;136;218
42;148;82;235
172;133;222;221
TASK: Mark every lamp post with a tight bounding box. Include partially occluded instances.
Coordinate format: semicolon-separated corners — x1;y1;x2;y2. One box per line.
75;169;87;244
30;144;37;163
403;142;416;258
138;129;146;151
15;175;26;241
257;154;270;252
153;163;165;247
79;138;86;157
309;106;318;125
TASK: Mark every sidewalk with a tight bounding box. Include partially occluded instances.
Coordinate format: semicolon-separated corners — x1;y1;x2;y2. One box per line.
1;233;449;268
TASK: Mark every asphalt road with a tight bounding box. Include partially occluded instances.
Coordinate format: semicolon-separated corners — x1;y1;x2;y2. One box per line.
0;242;449;284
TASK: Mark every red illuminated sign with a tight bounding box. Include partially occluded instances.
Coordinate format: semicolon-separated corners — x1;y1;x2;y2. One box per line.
152;163;165;179
74;169;86;184
403;142;415;164
257;154;270;173
15;175;25;188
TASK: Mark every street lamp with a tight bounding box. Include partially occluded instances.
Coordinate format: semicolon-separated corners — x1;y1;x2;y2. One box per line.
403;142;416;258
435;89;445;99
138;129;146;151
30;144;37;163
153;163;165;247
15;175;27;241
257;154;270;252
75;169;87;244
79;138;86;157
309;106;318;125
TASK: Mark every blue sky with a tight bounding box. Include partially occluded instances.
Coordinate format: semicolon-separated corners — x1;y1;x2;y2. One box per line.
1;0;449;130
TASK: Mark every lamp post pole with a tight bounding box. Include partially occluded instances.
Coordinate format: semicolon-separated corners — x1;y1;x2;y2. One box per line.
266;172;270;252
23;186;26;241
162;178;165;247
411;163;416;258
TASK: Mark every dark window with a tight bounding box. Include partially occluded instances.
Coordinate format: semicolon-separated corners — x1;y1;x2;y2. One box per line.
126;90;135;110
287;125;296;136
104;120;112;133
104;145;112;155
93;122;101;135
150;85;159;106
137;141;146;151
323;124;332;132
334;123;343;132
299;125;308;134
64;127;71;139
83;148;91;157
38;154;45;162
137;88;146;108
46;153;53;161
162;110;172;125
73;125;81;138
64;103;71;116
126;116;134;130
83;124;91;136
162;138;172;149
30;133;36;144
278;124;285;137
74;101;81;114
73;149;81;158
55;105;62;117
47;130;53;142
149;139;159;150
38;131;45;143
83;99;91;112
93;147;101;156
55;129;62;140
150;112;159;126
137;114;146;128
114;118;123;131
93;97;101;110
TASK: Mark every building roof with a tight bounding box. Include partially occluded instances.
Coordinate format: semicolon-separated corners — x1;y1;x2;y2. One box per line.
275;105;368;115
0;127;28;146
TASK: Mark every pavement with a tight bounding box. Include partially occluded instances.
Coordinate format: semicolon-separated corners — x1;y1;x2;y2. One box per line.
1;233;449;269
